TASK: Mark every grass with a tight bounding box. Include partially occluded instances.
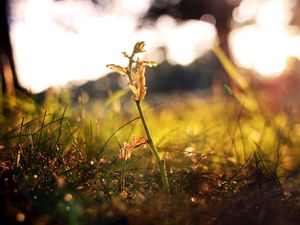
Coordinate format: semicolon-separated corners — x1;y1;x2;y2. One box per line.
1;44;300;225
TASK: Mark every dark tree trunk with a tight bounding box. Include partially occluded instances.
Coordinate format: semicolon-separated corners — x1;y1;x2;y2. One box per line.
0;0;26;96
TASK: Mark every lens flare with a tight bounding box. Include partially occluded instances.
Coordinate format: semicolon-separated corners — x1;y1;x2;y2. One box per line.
230;0;300;77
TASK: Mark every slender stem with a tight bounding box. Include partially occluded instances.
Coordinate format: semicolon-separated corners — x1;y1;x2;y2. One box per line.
135;100;170;195
127;51;170;195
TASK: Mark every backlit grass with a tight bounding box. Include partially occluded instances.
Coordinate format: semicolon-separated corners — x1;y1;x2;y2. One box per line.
1;44;300;225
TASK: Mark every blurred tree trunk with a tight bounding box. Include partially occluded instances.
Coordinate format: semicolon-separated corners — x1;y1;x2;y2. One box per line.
0;0;26;98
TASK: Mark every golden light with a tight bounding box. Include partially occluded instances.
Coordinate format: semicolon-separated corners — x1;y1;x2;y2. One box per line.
230;26;291;77
156;16;216;66
64;193;73;202
11;0;216;93
230;0;300;77
16;212;26;222
256;0;293;28
232;0;261;23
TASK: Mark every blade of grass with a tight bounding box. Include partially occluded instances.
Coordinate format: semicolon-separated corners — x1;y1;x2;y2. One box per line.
213;44;248;90
213;44;259;112
37;110;47;146
53;104;68;153
16;116;24;167
97;116;140;158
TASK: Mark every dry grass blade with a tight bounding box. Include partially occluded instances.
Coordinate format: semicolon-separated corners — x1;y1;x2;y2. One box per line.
119;136;148;160
133;41;145;54
140;60;157;67
97;116;141;158
135;64;147;101
106;64;128;76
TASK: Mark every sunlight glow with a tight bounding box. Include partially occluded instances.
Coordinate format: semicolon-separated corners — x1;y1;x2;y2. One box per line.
230;0;300;77
232;0;262;23
157;16;216;66
230;26;291;76
11;0;216;92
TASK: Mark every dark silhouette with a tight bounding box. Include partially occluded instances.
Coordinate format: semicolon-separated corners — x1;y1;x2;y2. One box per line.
0;0;26;96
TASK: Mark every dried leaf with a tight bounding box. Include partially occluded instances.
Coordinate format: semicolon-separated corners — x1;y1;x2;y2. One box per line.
134;64;147;101
133;41;145;54
122;51;130;58
119;136;148;160
134;63;145;83
128;84;138;95
141;60;157;67
106;64;127;76
129;84;140;101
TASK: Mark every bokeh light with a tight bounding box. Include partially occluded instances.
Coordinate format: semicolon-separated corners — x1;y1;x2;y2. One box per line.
230;0;300;77
10;0;216;93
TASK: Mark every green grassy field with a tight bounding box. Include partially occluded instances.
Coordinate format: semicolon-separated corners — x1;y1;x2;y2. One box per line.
1;44;300;225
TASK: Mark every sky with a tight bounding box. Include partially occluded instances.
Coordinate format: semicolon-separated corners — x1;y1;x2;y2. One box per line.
10;0;300;93
10;0;216;93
